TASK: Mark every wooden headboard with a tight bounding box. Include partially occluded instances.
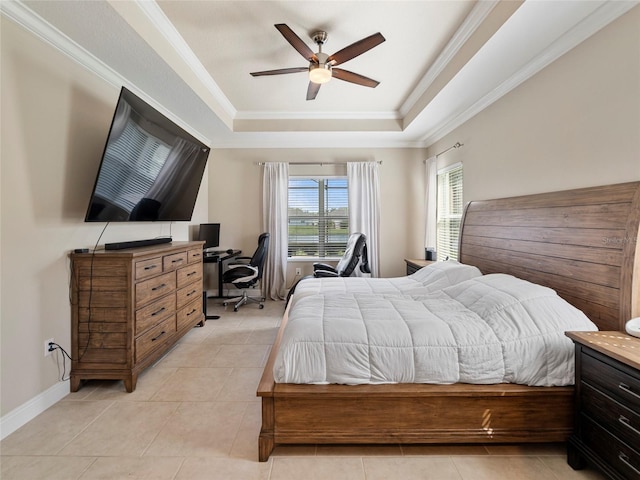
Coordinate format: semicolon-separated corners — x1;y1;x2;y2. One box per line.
459;182;640;331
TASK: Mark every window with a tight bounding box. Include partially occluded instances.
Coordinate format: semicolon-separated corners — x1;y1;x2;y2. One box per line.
436;163;463;261
288;177;349;257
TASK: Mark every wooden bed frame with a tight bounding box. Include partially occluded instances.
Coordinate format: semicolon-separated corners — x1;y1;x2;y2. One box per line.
257;181;640;461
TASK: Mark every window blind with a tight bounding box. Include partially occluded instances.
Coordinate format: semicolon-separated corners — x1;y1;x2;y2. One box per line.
436;164;463;261
288;177;349;257
95;120;170;212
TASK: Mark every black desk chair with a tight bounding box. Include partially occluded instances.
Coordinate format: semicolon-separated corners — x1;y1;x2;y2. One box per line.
285;232;370;308
222;233;269;311
312;232;370;277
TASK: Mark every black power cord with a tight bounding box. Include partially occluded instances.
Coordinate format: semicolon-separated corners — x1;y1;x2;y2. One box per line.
47;342;73;382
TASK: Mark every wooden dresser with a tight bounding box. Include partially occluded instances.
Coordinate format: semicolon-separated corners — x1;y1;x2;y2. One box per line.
566;331;640;479
69;241;205;392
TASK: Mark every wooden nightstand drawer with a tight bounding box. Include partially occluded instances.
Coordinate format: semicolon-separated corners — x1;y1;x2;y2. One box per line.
581;415;640;479
135;315;176;363
135;294;176;335
582;351;640;409
135;256;162;280
163;252;187;271
135;271;176;308
177;262;202;288
582;382;640;450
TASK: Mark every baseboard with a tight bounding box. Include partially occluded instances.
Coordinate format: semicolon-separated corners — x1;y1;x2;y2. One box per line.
0;380;69;440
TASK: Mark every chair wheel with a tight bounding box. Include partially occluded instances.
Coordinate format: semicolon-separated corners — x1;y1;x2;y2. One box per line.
259;304;264;309
233;307;238;312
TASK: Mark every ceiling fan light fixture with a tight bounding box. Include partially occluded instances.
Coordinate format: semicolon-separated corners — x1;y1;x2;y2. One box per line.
309;63;332;84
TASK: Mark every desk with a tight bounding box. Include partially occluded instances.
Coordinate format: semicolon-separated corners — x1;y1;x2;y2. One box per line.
202;249;241;320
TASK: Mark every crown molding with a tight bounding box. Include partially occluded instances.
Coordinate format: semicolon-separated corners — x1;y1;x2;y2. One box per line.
420;0;638;147
235;110;400;121
398;0;499;118
134;0;237;120
0;0;213;145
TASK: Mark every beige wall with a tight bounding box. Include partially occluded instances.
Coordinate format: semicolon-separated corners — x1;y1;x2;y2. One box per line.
427;6;640;200
207;148;427;283
0;18;209;418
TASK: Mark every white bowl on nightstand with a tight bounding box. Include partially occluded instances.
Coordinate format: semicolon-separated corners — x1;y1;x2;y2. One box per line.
625;318;640;338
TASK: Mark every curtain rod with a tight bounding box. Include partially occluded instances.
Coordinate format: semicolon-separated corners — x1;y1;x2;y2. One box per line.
436;142;463;158
256;161;382;166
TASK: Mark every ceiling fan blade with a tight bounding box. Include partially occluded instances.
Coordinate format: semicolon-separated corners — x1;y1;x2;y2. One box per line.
251;67;308;77
328;32;385;66
332;68;380;88
306;81;321;101
275;24;317;62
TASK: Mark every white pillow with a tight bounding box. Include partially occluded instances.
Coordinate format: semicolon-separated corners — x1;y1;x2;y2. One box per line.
409;261;483;291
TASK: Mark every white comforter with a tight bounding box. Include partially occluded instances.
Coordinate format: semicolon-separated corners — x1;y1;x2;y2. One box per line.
289;261;482;307
274;274;597;387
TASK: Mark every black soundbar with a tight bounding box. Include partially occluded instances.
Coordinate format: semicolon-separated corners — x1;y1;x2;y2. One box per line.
105;237;172;251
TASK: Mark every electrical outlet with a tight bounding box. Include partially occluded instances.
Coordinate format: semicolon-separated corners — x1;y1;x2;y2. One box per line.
44;338;55;357
295;267;302;276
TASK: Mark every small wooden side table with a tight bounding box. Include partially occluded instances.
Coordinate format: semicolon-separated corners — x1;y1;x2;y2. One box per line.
404;259;435;275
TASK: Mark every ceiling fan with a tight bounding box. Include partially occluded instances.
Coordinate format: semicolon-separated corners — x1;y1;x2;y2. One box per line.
250;24;386;100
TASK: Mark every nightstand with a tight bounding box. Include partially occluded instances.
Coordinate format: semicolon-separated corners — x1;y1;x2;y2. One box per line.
404;259;435;275
565;331;640;480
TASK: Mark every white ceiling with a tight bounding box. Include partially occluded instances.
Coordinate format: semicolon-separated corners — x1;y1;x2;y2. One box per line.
4;0;638;148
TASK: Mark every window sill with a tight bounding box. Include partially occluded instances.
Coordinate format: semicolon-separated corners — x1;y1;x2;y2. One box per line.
288;257;341;263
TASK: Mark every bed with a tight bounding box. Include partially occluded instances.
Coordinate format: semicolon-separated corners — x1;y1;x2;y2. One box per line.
257;181;640;461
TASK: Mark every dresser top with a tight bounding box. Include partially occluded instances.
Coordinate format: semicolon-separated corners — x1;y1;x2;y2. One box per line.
566;331;640;371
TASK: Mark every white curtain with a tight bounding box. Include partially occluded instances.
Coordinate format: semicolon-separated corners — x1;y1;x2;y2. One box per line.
424;156;437;252
347;162;380;277
262;162;289;300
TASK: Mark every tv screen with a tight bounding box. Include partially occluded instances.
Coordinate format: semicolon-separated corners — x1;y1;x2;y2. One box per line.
85;87;210;222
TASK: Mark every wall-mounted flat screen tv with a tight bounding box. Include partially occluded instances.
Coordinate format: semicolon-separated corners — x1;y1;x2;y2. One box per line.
85;87;210;222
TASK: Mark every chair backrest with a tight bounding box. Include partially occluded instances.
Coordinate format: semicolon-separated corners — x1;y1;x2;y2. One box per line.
335;232;367;277
250;232;270;280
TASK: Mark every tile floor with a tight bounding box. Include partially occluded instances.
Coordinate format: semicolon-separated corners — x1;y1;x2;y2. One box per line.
1;299;606;479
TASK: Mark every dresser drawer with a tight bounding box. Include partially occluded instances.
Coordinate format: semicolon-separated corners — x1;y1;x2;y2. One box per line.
176;298;202;331
582;382;640;451
177;283;201;309
135;256;163;280
188;248;203;264
135;271;176;307
135;315;176;363
582;351;640;409
135;294;176;335
163;252;187;271
177;262;202;288
581;415;640;479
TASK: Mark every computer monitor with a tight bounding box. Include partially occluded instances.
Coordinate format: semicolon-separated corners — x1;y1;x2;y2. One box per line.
198;223;220;250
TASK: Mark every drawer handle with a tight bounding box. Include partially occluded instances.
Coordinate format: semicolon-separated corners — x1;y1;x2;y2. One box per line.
171;259;184;264
619;382;640;400
619;415;640;437
144;265;158;271
193;253;201;257
151;307;166;317
151;331;166;342
186;271;197;277
619;452;640;476
186;289;197;297
151;283;166;291
186;308;197;316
